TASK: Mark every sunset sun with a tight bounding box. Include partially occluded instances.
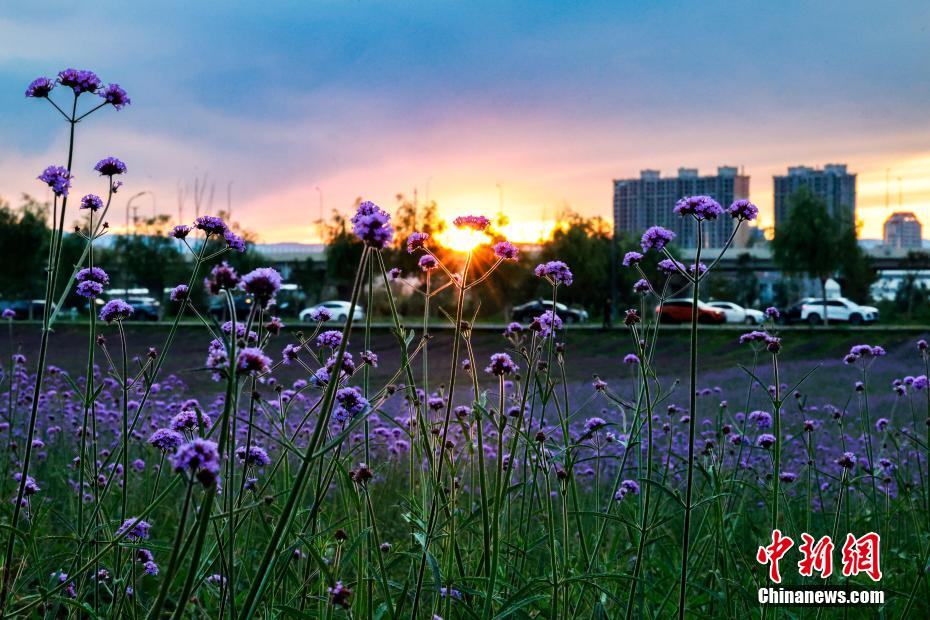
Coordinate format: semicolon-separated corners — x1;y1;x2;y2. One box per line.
436;225;491;252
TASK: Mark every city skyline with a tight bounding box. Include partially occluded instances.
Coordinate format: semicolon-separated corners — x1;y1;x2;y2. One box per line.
1;1;929;243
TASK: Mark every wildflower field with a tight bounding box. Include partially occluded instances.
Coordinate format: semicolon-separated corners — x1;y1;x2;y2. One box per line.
2;68;928;619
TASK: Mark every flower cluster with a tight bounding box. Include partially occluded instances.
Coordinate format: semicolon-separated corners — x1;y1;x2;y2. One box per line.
76;267;110;299
236;445;272;468
453;215;491;231
406;232;429;253
493;241;519;261
640;226;675;251
38;166;72;197
94;157;127;177
351;201;394;248
116;519;151;542
237;348;272;375
240;267;282;308
534;261;573;286
334;387;369;424
614;479;640;501
80;194;104;211
843;344;886;366
99;299;134;323
57;68;101;94
171;438;221;487
485;352;518;376
418;255;438;272
673;195;723;220
25;77;55;98
728;199;759;221
193;215;227;236
99;83;131;110
530;309;562;338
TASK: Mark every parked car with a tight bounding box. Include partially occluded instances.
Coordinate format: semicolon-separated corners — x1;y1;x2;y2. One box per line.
208;295;255;321
705;301;766;324
126;296;161;321
511;299;588;323
800;297;879;325
2;299;54;320
655;299;726;324
777;298;814;325
299;301;365;323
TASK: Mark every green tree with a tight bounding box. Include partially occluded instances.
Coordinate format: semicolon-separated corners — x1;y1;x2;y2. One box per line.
835;220;876;304
324;207;365;299
772;187;852;323
111;214;189;297
0;195;51;299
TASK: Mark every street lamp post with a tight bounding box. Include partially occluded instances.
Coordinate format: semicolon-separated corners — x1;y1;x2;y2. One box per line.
315;186;323;242
123;191;150;292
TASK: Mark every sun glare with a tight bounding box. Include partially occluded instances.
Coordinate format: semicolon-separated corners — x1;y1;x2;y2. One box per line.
436;226;491;253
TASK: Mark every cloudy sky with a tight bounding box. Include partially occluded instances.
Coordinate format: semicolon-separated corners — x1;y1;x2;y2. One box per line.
2;1;929;242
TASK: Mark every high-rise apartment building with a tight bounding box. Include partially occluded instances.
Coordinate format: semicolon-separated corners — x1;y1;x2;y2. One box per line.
773;164;856;231
883;211;922;249
613;166;749;248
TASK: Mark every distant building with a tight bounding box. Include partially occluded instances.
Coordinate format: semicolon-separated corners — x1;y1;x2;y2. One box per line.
613;166;750;248
773;164;856;232
883;211;922;249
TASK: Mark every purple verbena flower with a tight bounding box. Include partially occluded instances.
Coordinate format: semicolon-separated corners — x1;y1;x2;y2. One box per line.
193;215;228;236
236;445;271;467
204;262;239;294
530;309;562;338
78;194;104;211
116;519;151;541
25;77;55;98
148;428;184;452
614;479;640;500
640;226;675;251
99;83;130;110
534;261;573;286
77;267;109;285
306;307;329;322
237;347;272;375
351;201;394;248
170;225;191;239
674;195;723;220
240;267;282;308
485;352;518;376
453;215;491;231
38;166;72;197
169;285;189;302
622;251;643;266
728;199;759;221
76;281;103;299
406;232;429;253
94;157;127;177
418;255;438;272
99;299;134;323
493;241;519;261
756;433;776;449
171;438;221;487
57;68;101;94
224;230;246;253
316;330;343;349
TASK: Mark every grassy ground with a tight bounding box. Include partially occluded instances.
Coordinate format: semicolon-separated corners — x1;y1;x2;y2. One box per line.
16;322;929;400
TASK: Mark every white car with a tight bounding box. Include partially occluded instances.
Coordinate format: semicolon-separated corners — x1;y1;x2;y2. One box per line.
299;301;365;323
800;297;879;325
705;301;766;325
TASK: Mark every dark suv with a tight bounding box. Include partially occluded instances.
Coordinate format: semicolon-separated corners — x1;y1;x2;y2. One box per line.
511;300;588;324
